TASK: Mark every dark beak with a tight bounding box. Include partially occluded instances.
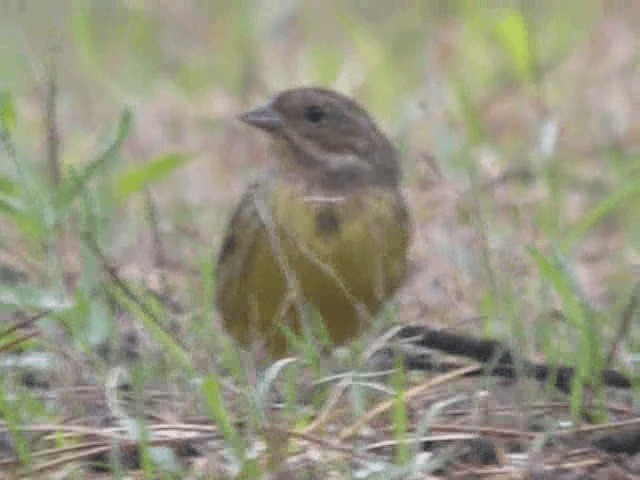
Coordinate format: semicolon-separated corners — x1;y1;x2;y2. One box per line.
240;99;284;132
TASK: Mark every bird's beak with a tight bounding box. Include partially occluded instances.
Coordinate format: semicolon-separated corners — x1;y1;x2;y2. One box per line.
240;98;284;132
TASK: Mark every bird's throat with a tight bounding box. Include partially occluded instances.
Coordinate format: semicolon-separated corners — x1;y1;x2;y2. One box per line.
271;137;374;193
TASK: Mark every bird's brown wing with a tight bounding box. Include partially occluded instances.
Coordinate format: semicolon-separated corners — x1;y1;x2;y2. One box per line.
215;184;265;323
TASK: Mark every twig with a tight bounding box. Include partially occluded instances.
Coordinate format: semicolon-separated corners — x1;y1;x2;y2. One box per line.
396;326;632;391
338;364;480;441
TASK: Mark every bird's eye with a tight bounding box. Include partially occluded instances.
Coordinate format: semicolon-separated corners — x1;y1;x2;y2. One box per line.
303;105;325;123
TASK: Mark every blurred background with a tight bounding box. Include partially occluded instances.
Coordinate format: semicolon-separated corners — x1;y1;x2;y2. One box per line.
0;2;638;476
0;0;638;385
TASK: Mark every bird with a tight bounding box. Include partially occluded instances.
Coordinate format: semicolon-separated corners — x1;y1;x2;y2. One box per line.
215;87;410;357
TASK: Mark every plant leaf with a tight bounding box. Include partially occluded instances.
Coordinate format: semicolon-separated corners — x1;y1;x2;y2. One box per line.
115;152;192;200
0;90;16;132
55;108;132;214
495;11;534;82
392;354;409;466
203;374;246;465
527;246;605;418
562;176;640;253
0;175;25;217
527;247;585;329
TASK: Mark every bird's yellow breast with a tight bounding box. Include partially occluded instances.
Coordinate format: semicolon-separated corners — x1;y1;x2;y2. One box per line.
217;181;410;357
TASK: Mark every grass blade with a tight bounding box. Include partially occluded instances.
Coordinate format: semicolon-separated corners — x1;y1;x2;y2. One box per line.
55;108;132;215
115;152;192;200
562;177;640;253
